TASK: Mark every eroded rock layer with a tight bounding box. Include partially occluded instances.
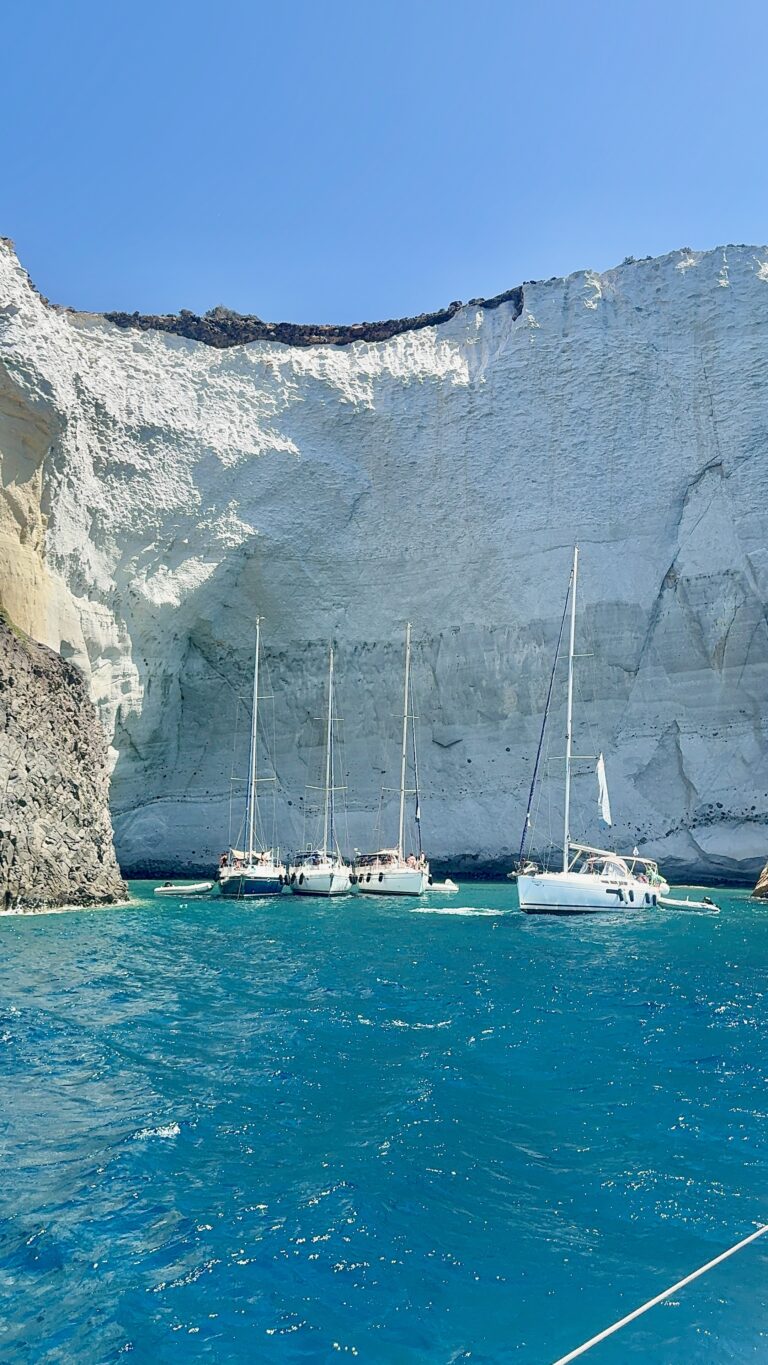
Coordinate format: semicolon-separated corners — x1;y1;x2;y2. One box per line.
0;615;127;910
0;239;766;881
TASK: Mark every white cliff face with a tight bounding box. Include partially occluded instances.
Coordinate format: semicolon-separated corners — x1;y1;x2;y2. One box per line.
0;239;767;880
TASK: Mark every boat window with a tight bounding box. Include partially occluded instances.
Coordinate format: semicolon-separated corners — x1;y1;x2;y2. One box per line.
601;858;629;880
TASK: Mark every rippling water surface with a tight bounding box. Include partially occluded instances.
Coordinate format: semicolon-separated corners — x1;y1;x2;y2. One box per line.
1;882;766;1362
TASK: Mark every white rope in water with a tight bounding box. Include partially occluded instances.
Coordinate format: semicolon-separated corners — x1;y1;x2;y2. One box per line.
551;1223;768;1365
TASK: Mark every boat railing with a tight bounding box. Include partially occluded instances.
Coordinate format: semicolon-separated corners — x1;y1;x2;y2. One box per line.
355;853;398;870
356;856;428;874
570;841;661;870
569;846;631;881
293;850;344;868
569;842;668;884
222;851;282;873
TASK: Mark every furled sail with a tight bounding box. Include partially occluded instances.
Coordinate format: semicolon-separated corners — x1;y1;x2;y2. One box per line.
596;753;612;825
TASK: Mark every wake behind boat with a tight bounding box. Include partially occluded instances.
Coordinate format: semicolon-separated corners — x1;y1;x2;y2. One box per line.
512;547;669;915
218;617;286;898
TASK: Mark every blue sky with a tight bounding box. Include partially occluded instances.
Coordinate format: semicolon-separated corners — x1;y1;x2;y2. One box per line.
3;0;766;321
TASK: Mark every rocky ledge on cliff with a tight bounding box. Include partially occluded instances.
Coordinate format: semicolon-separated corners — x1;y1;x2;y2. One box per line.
0;614;127;910
101;286;524;348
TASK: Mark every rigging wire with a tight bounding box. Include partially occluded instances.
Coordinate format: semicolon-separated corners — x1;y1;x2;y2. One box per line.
517;571;572;868
228;694;241;854
550;1223;768;1364
530;717;550;868
565;579;615;849
409;669;423;857
333;653;353;859
373;786;385;849
270;656;278;855
244;655;256;856
328;645;336;856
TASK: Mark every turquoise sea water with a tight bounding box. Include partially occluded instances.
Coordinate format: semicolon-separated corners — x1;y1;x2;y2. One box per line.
1;882;766;1363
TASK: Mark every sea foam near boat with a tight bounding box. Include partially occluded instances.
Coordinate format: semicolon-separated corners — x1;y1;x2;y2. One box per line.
410;904;504;916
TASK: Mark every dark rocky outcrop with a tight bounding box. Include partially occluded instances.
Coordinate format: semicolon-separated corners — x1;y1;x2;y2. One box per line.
102;286;524;349
1;235;525;348
0;614;127;910
753;862;768;899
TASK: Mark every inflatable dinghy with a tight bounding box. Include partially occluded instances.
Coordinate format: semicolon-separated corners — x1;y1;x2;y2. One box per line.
154;881;214;898
658;893;720;912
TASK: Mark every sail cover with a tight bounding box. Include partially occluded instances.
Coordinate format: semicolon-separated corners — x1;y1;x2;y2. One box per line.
596;753;612;825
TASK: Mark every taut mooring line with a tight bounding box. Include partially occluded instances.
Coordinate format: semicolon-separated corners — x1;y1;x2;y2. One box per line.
551;1222;768;1364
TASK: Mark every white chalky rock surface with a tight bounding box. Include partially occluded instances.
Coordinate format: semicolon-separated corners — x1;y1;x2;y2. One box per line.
1;239;767;879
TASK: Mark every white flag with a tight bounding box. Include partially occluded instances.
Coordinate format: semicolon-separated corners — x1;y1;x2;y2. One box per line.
596;753;612;825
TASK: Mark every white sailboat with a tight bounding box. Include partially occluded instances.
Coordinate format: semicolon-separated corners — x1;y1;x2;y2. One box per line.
218;617;287;898
515;547;669;914
354;623;431;896
289;646;351;897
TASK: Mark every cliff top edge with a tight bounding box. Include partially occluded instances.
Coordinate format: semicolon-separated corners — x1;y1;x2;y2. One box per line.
1;237;766;350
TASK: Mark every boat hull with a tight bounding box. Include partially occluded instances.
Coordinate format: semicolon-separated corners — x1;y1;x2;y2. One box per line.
517;871;661;915
356;869;427;896
218;870;285;898
290;868;351;897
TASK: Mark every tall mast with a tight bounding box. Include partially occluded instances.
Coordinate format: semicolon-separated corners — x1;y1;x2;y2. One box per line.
322;645;334;855
329;655;336;857
562;547;578;873
398;623;412;860
247;616;262;862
